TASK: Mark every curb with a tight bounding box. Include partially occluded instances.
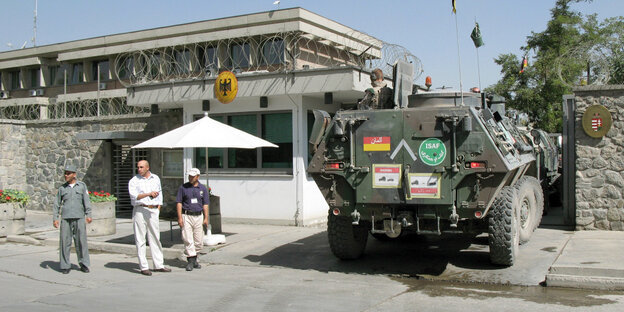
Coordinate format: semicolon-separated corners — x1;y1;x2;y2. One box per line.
546;273;624;290
37;237;183;260
546;265;624;290
6;235;43;246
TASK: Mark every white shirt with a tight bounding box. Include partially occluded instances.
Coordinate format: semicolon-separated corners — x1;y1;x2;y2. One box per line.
128;172;163;206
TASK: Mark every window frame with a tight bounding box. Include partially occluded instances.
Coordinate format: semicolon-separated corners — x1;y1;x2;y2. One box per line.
259;38;285;66
161;149;184;178
92;60;111;82
9;70;20;90
70;62;84;85
228;42;251;69
193;111;293;176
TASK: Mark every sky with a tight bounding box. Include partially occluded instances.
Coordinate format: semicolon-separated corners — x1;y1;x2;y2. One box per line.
1;0;622;91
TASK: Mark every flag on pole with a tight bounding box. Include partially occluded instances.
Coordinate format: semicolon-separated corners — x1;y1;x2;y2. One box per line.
452;0;457;14
519;56;528;74
470;22;484;48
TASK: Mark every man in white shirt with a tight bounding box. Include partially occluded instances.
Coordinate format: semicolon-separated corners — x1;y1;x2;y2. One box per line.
128;160;171;276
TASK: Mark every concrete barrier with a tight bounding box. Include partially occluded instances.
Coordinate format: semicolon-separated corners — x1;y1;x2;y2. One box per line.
87;202;116;236
0;203;26;237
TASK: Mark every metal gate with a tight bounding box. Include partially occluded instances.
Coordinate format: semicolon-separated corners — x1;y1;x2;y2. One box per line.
113;144;149;216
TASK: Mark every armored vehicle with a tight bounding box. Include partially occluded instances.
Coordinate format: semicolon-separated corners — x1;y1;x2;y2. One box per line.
308;83;551;266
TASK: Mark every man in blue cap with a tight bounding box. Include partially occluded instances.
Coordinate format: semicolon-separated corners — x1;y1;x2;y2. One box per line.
53;164;92;274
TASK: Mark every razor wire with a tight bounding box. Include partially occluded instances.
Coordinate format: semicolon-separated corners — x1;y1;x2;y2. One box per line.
0;97;149;121
113;31;423;87
555;40;616;87
47;97;150;119
2;31;422;122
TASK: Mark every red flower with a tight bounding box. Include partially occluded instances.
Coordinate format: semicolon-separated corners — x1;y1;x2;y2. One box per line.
106;193;111;196
5;196;10;200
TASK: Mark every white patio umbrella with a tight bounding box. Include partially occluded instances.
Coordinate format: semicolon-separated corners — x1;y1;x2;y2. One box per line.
132;114;277;245
132;114;278;149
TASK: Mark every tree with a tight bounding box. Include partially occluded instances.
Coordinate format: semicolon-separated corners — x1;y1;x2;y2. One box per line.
486;0;623;132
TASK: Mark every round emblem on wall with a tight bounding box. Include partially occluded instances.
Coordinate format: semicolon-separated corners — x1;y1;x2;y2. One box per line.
214;71;238;104
582;105;612;138
419;138;446;166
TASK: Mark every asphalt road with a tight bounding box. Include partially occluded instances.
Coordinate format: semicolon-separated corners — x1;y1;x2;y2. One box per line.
2;227;624;311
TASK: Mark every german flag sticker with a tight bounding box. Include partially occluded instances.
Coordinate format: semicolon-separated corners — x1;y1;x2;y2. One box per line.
363;136;390;151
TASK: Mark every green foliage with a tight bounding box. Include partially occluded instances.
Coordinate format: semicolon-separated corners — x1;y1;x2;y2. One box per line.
0;189;29;204
89;191;117;202
486;0;624;132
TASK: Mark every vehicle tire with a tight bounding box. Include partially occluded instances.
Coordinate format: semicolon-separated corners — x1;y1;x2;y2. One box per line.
327;214;368;260
488;186;520;266
515;176;543;242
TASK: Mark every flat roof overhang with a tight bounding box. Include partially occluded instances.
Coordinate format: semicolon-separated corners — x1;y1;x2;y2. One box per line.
126;66;375;108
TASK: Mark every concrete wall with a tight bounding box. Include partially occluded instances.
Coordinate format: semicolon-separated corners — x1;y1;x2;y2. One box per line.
574;85;624;230
0;120;27;191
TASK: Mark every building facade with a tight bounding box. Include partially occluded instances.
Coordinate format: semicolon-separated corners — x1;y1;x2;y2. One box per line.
0;8;419;226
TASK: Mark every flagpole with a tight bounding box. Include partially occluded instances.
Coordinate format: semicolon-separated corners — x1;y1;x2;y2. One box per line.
475;18;482;90
475;49;481;90
454;10;464;105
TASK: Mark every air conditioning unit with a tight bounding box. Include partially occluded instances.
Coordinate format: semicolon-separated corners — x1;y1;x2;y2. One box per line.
98;83;107;90
35;89;44;96
0;90;9;99
29;90;38;97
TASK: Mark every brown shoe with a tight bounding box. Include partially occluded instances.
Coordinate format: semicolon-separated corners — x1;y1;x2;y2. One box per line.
140;270;152;276
153;267;171;272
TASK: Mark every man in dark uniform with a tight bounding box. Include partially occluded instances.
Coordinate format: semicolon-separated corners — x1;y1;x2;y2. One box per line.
53;164;92;274
176;168;210;271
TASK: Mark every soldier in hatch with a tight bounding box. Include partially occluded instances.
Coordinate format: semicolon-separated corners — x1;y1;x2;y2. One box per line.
357;68;394;110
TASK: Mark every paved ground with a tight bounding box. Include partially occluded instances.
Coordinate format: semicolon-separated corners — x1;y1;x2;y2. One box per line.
1;235;624;311
9;210;624;290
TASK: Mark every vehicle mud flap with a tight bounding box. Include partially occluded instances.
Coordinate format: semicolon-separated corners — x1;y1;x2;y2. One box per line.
327;214;368;260
488;186;520;266
514;176;543;243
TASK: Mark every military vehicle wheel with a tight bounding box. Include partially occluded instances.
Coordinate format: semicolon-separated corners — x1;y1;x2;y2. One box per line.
328;214;368;260
515;177;544;242
488;186;520;266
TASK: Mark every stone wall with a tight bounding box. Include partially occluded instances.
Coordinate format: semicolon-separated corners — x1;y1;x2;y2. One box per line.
0;120;27;191
574;85;624;231
24;111;183;212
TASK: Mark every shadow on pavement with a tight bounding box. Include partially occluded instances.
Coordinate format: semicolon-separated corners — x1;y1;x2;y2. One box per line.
244;231;503;277
40;260;80;272
104;261;140;274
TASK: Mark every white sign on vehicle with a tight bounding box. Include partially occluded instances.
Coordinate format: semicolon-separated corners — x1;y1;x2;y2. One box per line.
408;173;441;199
372;164;401;188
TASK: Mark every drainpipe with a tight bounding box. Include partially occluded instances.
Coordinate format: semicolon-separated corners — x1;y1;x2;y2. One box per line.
285;73;302;226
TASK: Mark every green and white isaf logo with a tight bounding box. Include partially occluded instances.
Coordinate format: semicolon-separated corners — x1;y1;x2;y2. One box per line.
419;138;446;166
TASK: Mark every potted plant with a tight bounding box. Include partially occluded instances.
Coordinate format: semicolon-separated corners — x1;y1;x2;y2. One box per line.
87;190;117;236
0;189;29;237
